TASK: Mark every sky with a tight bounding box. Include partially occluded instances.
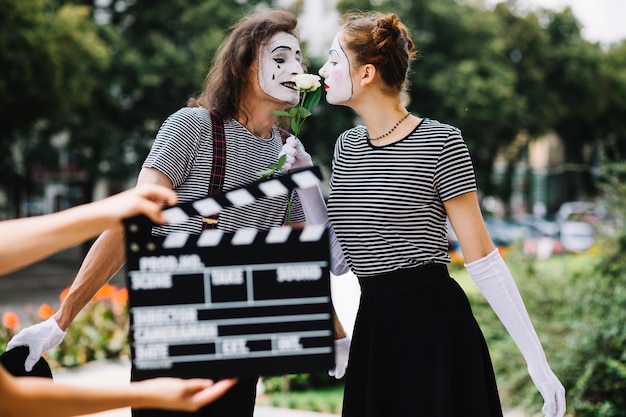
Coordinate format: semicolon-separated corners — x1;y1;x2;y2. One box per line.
489;0;626;46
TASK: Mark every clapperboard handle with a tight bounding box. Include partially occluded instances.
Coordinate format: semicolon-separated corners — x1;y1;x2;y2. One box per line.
123;165;336;380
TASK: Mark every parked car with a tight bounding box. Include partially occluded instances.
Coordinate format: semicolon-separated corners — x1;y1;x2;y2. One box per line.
560;221;595;253
484;217;525;247
523;233;563;259
557;201;608;225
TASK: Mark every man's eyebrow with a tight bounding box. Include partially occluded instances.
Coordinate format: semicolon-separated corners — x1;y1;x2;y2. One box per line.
271;45;293;53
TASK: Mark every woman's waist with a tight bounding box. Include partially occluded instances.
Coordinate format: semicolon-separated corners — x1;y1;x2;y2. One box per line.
357;263;450;293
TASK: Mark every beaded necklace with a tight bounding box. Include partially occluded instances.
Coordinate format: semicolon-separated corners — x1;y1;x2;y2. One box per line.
368;112;411;141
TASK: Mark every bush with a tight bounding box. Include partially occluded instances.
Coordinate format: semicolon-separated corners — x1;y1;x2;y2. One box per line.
0;283;129;368
480;159;626;416
558;160;626;416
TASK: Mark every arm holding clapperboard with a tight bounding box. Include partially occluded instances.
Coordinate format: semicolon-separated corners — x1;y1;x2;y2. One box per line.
0;185;237;417
0;184;177;276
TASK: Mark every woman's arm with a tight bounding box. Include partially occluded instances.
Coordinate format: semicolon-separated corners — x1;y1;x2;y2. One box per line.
443;191;495;263
0;184;177;275
0;365;236;417
445;191;566;417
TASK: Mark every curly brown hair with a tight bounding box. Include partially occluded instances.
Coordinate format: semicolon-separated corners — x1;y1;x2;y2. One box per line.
187;9;300;120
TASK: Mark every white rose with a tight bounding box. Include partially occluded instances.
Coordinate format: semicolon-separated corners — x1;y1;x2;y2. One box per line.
293;74;321;92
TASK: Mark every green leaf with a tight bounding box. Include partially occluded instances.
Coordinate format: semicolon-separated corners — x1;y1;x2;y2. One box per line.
290;118;300;134
271;110;292;117
258;169;275;180
302;88;321;111
298;108;312;119
276;153;287;167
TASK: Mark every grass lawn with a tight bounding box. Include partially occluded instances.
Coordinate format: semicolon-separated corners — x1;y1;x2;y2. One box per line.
256;383;344;414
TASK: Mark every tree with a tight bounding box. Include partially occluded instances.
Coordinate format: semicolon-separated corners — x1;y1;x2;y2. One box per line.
0;0;109;216
334;0;621;205
594;41;626;162
1;0;285;217
337;0;523;194
57;0;262;203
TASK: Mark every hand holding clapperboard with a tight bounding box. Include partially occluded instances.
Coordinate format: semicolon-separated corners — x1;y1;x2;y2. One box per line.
123;166;335;380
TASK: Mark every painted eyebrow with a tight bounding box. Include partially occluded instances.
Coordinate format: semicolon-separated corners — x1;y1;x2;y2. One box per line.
271;46;294;53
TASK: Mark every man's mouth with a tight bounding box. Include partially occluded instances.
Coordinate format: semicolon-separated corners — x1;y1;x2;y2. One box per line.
281;81;297;90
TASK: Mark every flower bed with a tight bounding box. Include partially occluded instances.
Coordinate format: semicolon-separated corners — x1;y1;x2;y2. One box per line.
1;283;129;368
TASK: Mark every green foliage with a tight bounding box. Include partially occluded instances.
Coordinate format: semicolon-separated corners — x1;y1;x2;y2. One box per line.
0;284;129;368
0;0;111;215
47;298;129;368
258;381;344;414
1;0;283;217
559;161;626;416
4;0;626;215
470;161;626;416
334;0;626;201
0;0;109;131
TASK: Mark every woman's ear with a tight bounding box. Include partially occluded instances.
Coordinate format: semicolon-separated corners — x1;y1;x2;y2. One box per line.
359;63;377;87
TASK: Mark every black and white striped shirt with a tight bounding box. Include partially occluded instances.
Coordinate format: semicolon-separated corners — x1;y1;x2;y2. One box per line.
327;118;476;278
143;107;304;235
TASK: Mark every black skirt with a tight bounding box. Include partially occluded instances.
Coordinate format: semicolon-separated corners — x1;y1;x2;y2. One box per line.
342;263;503;417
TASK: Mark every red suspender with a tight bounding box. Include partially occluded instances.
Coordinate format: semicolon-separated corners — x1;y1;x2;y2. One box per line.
202;109;226;230
201;112;291;230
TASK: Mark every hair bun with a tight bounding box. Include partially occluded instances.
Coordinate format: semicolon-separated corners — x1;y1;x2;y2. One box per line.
372;14;401;48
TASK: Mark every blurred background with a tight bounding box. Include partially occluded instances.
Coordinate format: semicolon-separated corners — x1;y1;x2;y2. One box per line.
1;1;626;415
2;0;625;225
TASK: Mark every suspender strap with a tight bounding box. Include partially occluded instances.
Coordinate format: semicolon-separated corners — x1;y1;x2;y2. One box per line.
278;128;291;144
201;116;290;230
202;109;227;230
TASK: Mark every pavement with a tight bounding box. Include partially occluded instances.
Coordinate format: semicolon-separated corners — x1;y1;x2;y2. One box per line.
52;358;339;417
51;358;523;417
53;359;525;417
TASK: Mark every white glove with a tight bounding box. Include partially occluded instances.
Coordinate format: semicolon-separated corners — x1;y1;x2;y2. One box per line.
296;185;349;275
280;135;349;275
328;336;350;379
279;136;312;171
7;317;66;372
465;249;566;417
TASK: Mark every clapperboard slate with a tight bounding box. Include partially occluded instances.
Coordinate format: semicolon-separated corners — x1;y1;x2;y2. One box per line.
123;166;335;380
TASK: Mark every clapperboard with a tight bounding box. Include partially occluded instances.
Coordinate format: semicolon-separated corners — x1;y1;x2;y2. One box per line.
123;166;335;380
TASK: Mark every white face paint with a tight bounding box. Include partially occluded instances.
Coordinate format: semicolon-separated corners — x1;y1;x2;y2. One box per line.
318;36;353;104
258;32;303;105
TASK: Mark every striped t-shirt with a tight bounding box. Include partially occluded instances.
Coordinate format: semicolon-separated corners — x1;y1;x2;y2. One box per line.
327;118;476;278
143;106;304;235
